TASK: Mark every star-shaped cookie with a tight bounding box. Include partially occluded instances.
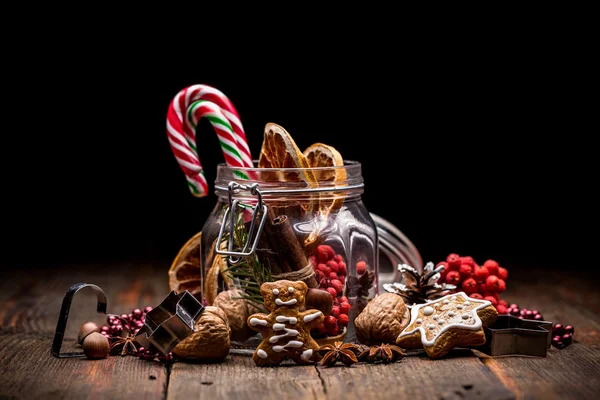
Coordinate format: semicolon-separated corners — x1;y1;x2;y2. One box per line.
396;291;498;359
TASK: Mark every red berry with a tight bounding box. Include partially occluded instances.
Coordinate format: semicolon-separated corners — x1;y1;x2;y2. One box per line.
496;279;506;293
446;253;461;270
356;261;367;275
326;323;340;336
461;278;478;294
496;305;507;314
498;299;508;307
469;293;483;299
459;264;473;279
460;256;475;266
483;260;500;276
436;261;449;272
339;275;346;284
339;302;351;315
445;270;461;285
338;314;349;326
314;323;326;335
479;283;489;293
330;305;340;317
315;270;325;281
339;296;348;304
485;275;500;291
326;260;340;273
483;291;499;300
324;315;337;328
328;272;339;280
484;296;498;306
317;245;335;263
309;255;318;267
497;267;508;280
334;254;344;263
330;279;343;294
326;287;337;298
474;266;490;282
338;261;347;275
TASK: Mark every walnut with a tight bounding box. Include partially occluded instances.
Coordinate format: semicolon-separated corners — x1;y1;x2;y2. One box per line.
354;293;410;345
172;306;231;362
213;289;256;343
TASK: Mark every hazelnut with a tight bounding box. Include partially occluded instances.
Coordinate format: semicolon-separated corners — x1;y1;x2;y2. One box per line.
77;322;100;344
83;332;110;359
354;293;410;345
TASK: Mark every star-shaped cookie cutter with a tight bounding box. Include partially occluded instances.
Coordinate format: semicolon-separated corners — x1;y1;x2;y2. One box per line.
477;314;553;357
135;290;205;355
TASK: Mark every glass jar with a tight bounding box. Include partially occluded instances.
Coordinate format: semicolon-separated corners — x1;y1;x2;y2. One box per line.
200;161;379;349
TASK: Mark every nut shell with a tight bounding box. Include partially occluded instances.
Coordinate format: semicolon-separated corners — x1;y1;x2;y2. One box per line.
77;322;100;344
83;332;110;359
172;306;231;362
355;292;410;345
213;289;255;343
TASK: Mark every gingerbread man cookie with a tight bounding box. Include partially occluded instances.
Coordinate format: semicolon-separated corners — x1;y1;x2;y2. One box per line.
396;291;498;359
247;280;324;366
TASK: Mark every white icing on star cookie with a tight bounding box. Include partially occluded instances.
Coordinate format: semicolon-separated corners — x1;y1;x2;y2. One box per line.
398;292;492;347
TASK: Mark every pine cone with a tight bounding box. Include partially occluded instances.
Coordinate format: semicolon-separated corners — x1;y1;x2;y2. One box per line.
383;262;456;305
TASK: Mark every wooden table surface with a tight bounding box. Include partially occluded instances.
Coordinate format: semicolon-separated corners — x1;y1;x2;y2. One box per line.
1;263;598;400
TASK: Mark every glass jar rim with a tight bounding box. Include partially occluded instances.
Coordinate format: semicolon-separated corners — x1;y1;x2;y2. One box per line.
214;159;365;194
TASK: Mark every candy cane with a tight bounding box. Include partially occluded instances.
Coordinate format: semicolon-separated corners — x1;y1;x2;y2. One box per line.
166;85;253;197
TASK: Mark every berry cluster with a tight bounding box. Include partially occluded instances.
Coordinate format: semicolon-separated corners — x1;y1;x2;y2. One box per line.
437;254;508;308
552;324;575;349
504;303;544;321
309;244;351;337
100;306;153;340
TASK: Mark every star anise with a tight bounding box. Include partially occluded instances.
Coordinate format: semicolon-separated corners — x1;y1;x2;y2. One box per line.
360;343;406;364
383;262;456;305
110;333;139;356
317;341;361;367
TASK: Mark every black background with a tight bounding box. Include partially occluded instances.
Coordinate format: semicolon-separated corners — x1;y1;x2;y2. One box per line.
4;57;593;276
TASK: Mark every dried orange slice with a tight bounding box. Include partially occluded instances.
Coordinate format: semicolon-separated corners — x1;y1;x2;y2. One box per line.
304;142;347;214
303;142;346;185
258;122;319;189
168;231;203;298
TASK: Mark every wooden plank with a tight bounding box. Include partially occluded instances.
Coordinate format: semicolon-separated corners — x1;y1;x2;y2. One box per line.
167;355;325;400
477;267;600;399
0;333;167;400
481;344;600;400
0;263;170;336
317;349;514;400
0;263;170;399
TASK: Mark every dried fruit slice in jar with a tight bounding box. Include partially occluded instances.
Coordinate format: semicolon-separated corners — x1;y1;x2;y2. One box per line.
303;142;347;213
168;231;203;299
258;122;319;189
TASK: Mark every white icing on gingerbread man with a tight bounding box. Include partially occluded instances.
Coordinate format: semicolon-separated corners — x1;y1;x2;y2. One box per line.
248;280;324;366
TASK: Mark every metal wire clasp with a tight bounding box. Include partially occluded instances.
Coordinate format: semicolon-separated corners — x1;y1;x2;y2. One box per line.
216;182;268;264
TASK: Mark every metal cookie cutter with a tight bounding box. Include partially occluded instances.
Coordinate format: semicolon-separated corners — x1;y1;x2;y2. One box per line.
51;283;108;358
135;290;205;355
477;314;553;357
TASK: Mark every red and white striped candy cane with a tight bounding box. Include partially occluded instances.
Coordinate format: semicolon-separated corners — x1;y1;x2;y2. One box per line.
166;85;253;197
